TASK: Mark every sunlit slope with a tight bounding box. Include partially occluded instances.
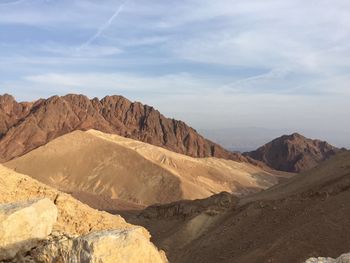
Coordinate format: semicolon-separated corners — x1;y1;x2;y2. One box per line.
5;130;283;206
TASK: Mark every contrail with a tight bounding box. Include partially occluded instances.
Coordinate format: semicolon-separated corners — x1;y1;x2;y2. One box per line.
80;0;129;48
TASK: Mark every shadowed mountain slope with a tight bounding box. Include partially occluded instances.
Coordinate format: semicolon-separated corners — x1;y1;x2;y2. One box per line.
244;133;342;172
4;130;286;209
0;93;245;163
130;151;350;263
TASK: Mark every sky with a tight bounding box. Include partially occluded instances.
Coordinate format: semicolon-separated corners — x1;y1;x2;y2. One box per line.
0;0;349;149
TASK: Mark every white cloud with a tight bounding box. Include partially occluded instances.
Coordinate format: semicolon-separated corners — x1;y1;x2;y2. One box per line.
0;0;349;145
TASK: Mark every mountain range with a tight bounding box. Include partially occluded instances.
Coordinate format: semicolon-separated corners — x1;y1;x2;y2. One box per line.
0;94;244;163
0;93;349;263
0;94;342;174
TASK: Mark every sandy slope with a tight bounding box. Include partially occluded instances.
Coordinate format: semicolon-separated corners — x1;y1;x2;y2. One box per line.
4;130;287;209
130;151;350;263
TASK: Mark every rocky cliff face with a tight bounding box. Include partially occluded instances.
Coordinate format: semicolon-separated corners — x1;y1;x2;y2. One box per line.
0;94;243;162
244;133;342;172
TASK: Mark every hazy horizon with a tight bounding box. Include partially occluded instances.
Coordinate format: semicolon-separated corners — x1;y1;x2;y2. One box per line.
0;0;349;148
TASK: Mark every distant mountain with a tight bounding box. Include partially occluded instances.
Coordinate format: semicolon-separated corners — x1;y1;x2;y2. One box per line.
244;133;343;172
0;94;244;163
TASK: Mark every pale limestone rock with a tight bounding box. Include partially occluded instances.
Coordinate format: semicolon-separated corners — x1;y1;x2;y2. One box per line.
305;253;350;263
305;257;336;263
336;254;350;263
0;165;133;236
32;227;168;263
0;198;57;261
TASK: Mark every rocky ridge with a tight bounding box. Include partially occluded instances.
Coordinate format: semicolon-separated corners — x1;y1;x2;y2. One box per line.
0;94;244;163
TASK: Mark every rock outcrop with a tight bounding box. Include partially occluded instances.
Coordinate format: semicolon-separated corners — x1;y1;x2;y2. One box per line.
0;165;132;236
0;94;244;163
305;253;350;263
32;228;168;263
244;133;342;172
0;166;168;262
0;198;57;261
141;192;239;219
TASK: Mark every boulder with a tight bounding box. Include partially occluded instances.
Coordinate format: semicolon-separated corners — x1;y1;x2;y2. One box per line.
305;253;350;263
0;198;57;261
32;227;168;263
338;254;350;263
305;257;336;263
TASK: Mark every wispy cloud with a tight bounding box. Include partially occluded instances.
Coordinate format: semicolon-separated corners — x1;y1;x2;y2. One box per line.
221;68;291;93
0;0;349;143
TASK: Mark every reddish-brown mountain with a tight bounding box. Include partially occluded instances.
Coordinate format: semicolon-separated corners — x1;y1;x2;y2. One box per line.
244;133;342;172
0;94;244;163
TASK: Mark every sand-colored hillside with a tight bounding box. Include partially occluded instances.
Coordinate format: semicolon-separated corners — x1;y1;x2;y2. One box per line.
5;130;287;208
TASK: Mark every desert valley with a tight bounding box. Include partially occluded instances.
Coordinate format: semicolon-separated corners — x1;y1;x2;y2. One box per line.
0;94;349;263
1;1;349;262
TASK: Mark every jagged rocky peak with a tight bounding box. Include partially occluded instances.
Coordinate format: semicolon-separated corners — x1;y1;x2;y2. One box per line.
0;94;244;163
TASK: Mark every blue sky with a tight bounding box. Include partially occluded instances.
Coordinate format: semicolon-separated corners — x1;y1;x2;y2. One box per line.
0;0;349;147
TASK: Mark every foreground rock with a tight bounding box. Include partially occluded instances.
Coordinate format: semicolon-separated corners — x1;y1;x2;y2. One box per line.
0;166;168;262
305;253;350;263
32;228;168;263
0;165;132;235
0;198;57;261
